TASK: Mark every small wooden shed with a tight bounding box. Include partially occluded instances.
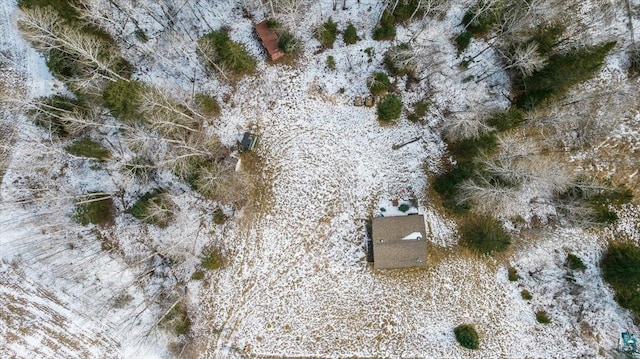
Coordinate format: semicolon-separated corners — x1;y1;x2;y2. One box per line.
254;20;284;61
371;215;427;269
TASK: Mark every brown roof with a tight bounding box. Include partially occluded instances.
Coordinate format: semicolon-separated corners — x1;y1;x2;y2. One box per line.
372;215;427;269
254;20;284;61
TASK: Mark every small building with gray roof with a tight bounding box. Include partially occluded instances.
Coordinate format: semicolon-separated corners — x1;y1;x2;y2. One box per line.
371;214;427;269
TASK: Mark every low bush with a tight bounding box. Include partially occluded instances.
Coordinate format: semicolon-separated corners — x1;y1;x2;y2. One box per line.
454;324;479;350
462;1;505;36
384;43;416;77
455;31;472;54
130;192;174;228
201;247;223;270
508;266;520;281
601;242;640;320
194;93;220;117
103;79;144;122
75;194;115;227
566;253;587;271
367;72;391;96
278;32;299;54
32;95;88;137
326;55;336;70
317;18;337;49
536;310;551;324
343;23;358;45
376;94;403;122
213;207;228;224
372;10;396;41
65;138;111;160
521;290;533;300
459;214;511;255
407;100;429;123
160;301;191;336
199;29;256;76
486;107;525;132
191;271;204;280
516;41;616;109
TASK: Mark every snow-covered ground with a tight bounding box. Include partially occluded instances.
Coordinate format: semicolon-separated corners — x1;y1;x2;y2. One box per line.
2;0;640;358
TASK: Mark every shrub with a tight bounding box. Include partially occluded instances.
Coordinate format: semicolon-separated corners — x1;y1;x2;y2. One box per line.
391;0;425;23
75;194;115;227
566;253;587;271
372;10;396;41
326;55;336;70
191;271;204;280
317;18;337;49
486;107;525;132
103;79;144;122
343;23;358;45
455;31;472;53
160;301;191;336
516;41;616;109
376;94;403;122
521;290;533;300
213;207;228;224
459;214;511;255
367;72;391;96
65;138;111;160
462;1;505;36
508;266;520;281
130;192;174;228
32;95;88;137
201;247;223;270
601;242;640;320
278;32;299;54
199;29;256;76
446;132;498;161
454;324;479;350
384;43;416;77
194;93;220;117
536;310;551;324
407;100;429;122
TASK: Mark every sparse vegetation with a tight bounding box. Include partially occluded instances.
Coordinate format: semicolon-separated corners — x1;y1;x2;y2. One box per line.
32;95;89;137
376;94;403;122
601;242;640;320
455;31;472;53
65;138;111;160
384;43;416;77
407;100;429;123
317;18;337;49
536;310;551;324
459;215;511;255
521;290;532;300
454;324;479;350
486;108;525;132
213;207;228;224
75;194;115;227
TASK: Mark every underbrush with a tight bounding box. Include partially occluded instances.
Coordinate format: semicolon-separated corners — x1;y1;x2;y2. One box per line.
454;324;479;350
75;194;115;227
129;191;175;228
198;29;256;76
32;95;89;137
601;242;640;321
160;301;191;336
201;247;223;270
458;214;511;255
65;138;111;160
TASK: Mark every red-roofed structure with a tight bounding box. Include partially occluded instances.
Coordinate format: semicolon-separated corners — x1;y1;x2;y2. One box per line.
254;20;284;61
